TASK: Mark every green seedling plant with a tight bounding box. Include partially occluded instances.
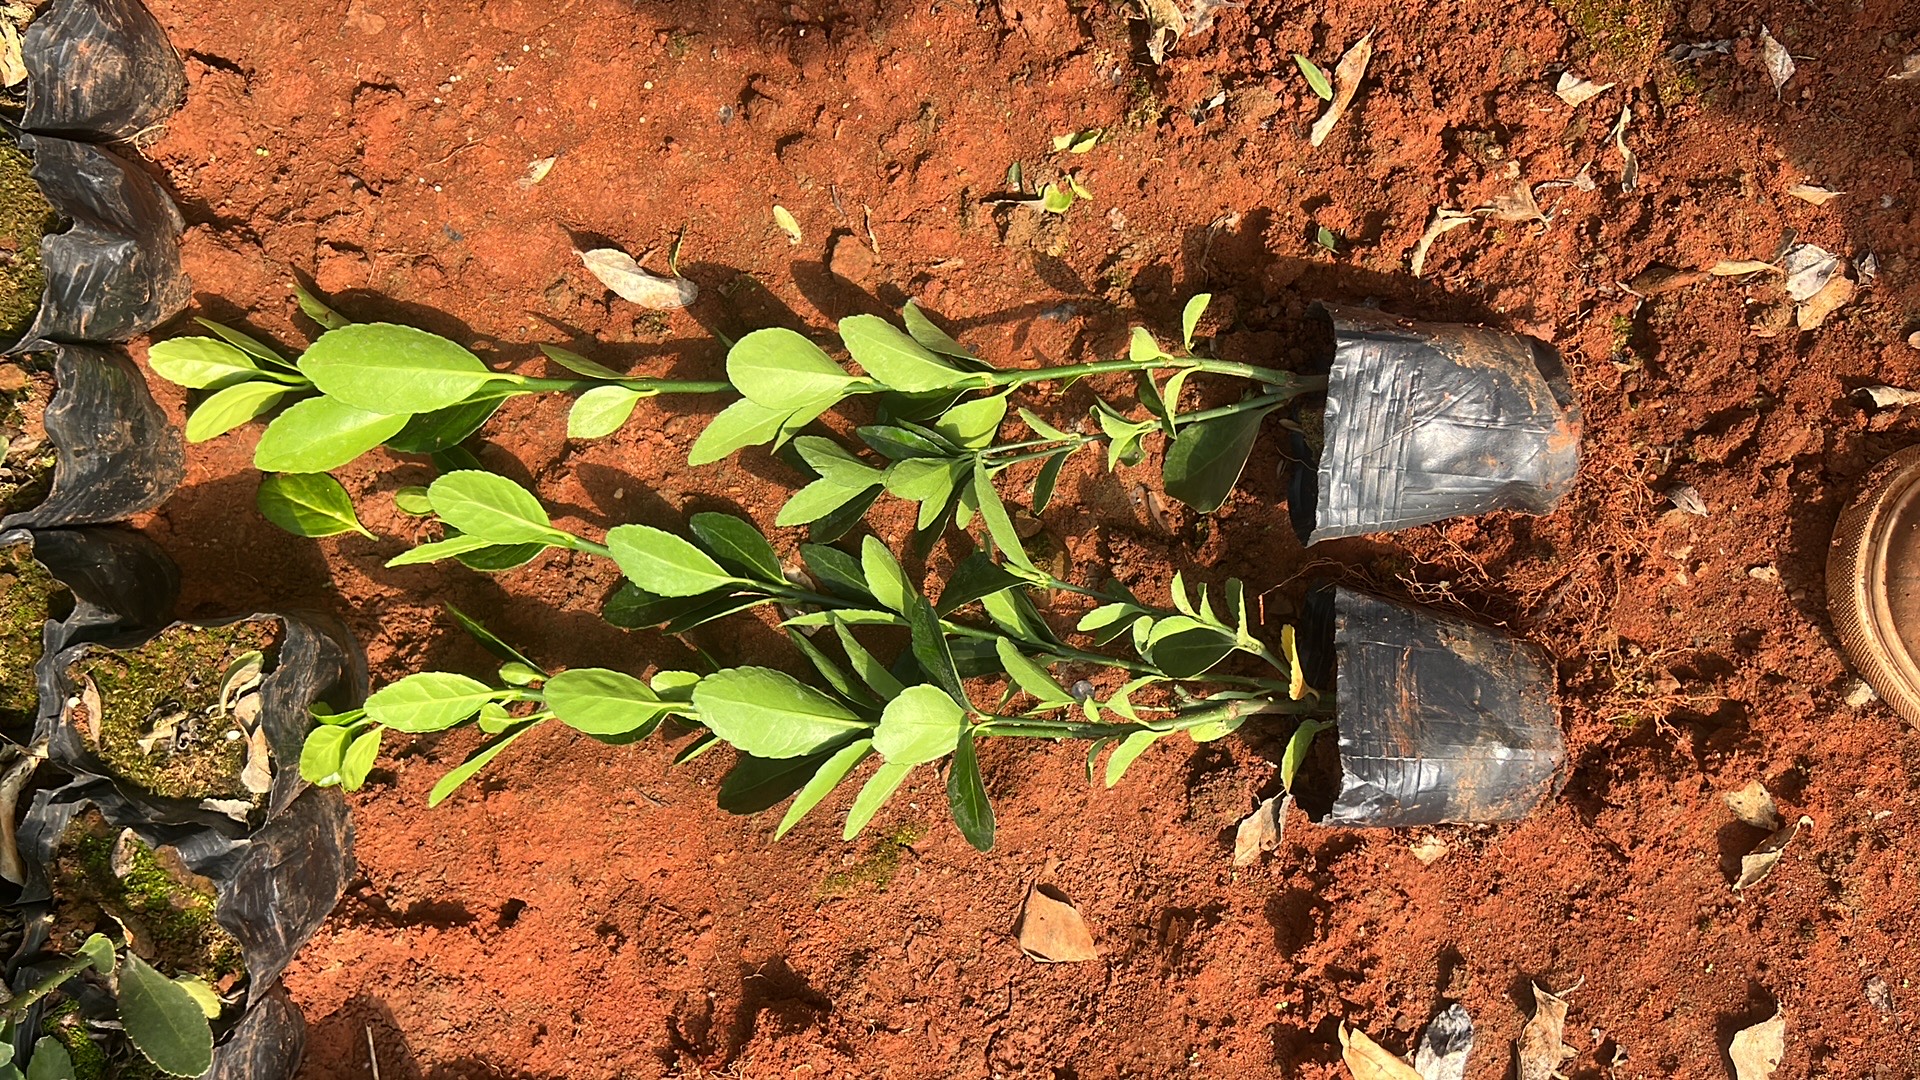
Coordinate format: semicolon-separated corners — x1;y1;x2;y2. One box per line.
1;933;219;1078
143;285;730;475
300;470;1334;850
695;295;1325;560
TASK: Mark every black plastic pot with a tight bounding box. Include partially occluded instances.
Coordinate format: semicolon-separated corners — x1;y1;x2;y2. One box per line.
0;525;179;705
0;344;184;531
20;0;187;142
1301;306;1581;544
1311;586;1564;826
8;133;189;353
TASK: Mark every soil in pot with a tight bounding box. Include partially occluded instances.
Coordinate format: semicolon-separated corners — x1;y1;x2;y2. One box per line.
0;538;66;728
0;355;55;516
0;135;53;344
64;620;279;803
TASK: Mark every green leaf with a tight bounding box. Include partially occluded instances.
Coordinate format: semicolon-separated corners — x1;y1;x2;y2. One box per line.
932;393;1008;450
935;552;1025;614
727;328;860;408
145;337;261;389
1282;718;1334;791
717;749;831;813
1162;405;1277;513
1181;293;1212;350
117;952;214;1078
946;728;995;851
859;535;912;614
883;457;966;505
299;724;351;785
1031;451;1067;514
476;702;514;733
363;672;497;732
446;603;545;672
1104;728;1164;788
256;473;375;539
689;512;785;583
843;761;913;840
1093;402;1156;471
1184;712;1246;743
872;684;964;765
296;282;351;330
544;668;669;736
905;591;968;708
429;721;539;806
803;544;874;602
692;667;870;758
689;397;792;466
606;524;745;597
1129;325;1166;364
170;975;222;1019
794;436;885;488
428;471;567;545
1145;616;1238;679
1294;53;1334;100
775;738;874;839
1076;601;1141;635
858;423;952;460
1018;407;1072;442
834;621;906;699
840;314;978;393
790;628;874;708
807;485;882;544
971;462;1038;574
340;727;382;790
1039;182;1074;213
776;478;874;527
567;385;645;439
78;933;116;973
25;1037;72;1080
455;541;546;572
393;486;434;515
253;396;408;473
195;318;296;369
993;639;1075;709
299;322;506;414
184;380;290;443
1315;225;1339;252
540;344;627;380
901;300;977;360
383;394;507;453
385;533;500;567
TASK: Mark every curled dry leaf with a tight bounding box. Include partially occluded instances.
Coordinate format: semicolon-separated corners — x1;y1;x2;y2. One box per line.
1865;975;1894;1016
772;204;804;245
81;677;103;744
0;744;42;885
1339;1024;1423;1080
1309;32;1375;148
1233;793;1288;867
1410;208;1476;277
241;725;273;795
1733;814;1812;890
1728;1009;1785;1080
1708;259;1780;277
1891;54;1920;82
1785;183;1842;206
1554;71;1614;106
1518;982;1578;1080
1857;385;1920;408
1667;484;1709;516
516;156;557;190
1609;105;1638;191
1780;244;1839;301
577;248;698;309
1627;264;1708;296
1758;27;1795;95
1476;182;1547;226
1725;780;1781;830
1015;883;1099;962
1796;271;1856;330
1413;1003;1473;1080
1129;0;1239;64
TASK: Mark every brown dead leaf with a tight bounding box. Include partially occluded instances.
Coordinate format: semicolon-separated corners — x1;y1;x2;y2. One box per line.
1707;260;1780;277
1891;54;1920;82
577;248;698;309
241;725;273;795
1339;1024;1422;1080
1553;71;1613;106
1309;33;1374;148
1233;793;1287;867
1724;781;1781;830
1476;182;1547;225
1734;815;1812;890
1628;264;1708;296
1758;26;1794;95
1786;183;1842;206
1015;883;1098;962
1796;271;1856;330
1728;1009;1785;1080
1410;208;1476;277
80;677;103;745
1518;982;1578;1080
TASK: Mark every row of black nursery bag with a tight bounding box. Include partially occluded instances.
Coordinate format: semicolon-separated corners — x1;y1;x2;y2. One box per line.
3;1;357;1077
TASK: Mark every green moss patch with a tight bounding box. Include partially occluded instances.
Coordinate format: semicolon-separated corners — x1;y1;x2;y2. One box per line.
50;810;244;983
0;357;56;516
0;138;54;346
68;621;278;802
1552;0;1675;79
0;540;64;728
819;823;923;896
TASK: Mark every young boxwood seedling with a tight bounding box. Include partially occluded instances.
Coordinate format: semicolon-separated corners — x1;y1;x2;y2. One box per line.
695;295;1326;555
303;471;1333;849
143;285;730;477
0;929;217;1079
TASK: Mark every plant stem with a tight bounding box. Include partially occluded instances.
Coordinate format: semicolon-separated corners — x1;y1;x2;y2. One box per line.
975;694;1330;741
982;390;1310;471
507;377;734;395
987;357;1318;392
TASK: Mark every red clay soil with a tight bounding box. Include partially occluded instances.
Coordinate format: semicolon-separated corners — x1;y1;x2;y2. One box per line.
120;0;1920;1074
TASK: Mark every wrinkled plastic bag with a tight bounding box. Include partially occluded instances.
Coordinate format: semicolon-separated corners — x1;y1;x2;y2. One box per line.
1322;586;1564;826
21;0;186;141
0;344;184;531
1308;306;1580;544
0;525;179;664
12;133;189;352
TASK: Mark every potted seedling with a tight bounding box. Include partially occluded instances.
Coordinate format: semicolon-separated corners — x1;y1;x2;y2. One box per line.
12;0;186;142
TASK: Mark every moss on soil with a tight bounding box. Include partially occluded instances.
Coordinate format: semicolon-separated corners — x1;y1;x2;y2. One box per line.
0;138;54;345
68;620;278;801
42;1001;113;1080
0;357;56;516
819;823;923;896
1552;0;1675;77
51;810;244;982
0;539;63;728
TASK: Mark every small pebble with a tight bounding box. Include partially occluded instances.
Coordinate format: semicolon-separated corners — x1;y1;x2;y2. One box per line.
224;729;244;741
1908;331;1920;351
1844;679;1879;708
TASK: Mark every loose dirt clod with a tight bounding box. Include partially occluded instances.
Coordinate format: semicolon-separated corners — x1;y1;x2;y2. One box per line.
1728;1009;1785;1079
1724;780;1781;830
1015;883;1098;962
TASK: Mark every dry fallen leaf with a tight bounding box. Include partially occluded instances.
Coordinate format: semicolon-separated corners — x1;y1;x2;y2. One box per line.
577;248;698;309
1780;243;1840;302
1734;815;1812;890
1708;259;1780;277
1233;793;1288;867
1797;271;1856;330
1725;780;1781;830
1667;484;1709;516
1891;54;1920;82
1410;208;1476;277
1786;183;1842;206
1728;1009;1785;1080
241;726;273;795
1553;71;1614;106
1413;1003;1473;1080
0;21;24;88
516;156;557;190
1409;834;1449;865
772;204;803;245
1339;1024;1423;1080
1015;883;1099;962
1856;385;1920;409
1628;264;1708;296
1865;976;1894;1016
1476;181;1547;225
1758;27;1795;96
1518;982;1578;1080
1309;32;1375;148
80;677;103;745
1609;104;1638;191
1129;0;1238;64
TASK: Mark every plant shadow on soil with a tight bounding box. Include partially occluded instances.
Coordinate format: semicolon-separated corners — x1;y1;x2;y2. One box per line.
311;994;561;1080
